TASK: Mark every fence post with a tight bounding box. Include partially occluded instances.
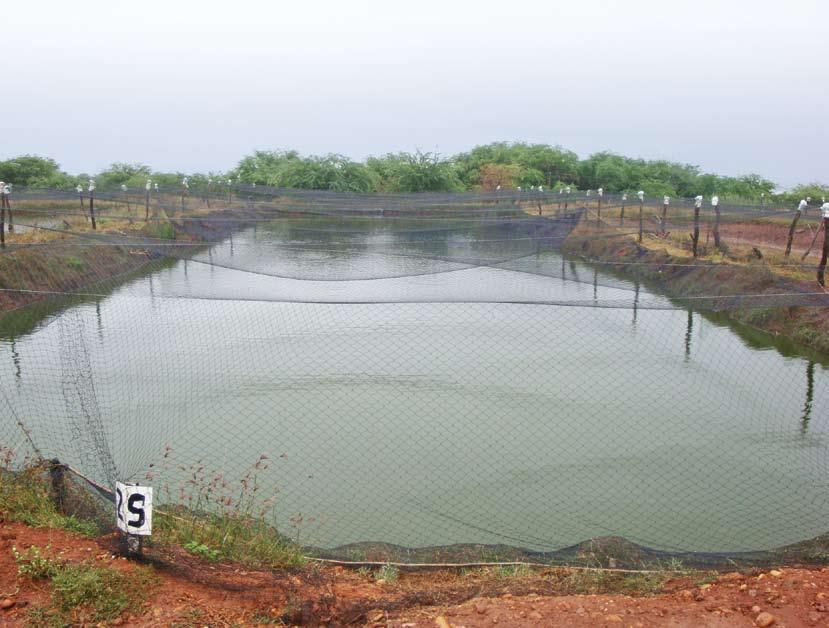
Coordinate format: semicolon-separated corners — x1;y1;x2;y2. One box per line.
88;179;97;230
49;459;69;512
819;204;829;286
785;202;805;257
597;188;603;224
4;184;12;233
692;196;702;257
660;195;670;235
620;193;627;226
77;184;84;211
0;182;5;248
564;186;570;211
637;191;644;243
145;179;151;221
712;195;721;249
181;177;189;211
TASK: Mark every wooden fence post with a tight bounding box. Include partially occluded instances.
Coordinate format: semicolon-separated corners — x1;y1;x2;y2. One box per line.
660;195;670;235
88;180;97;230
597;188;603;224
817;215;829;287
620;193;627;226
145;179;151;221
712;195;721;249
692;196;702;257
4;185;13;233
785;205;804;257
819;204;829;286
0;184;5;248
637;191;644;243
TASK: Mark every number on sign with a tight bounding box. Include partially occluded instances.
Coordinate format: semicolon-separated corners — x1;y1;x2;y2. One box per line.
115;482;153;535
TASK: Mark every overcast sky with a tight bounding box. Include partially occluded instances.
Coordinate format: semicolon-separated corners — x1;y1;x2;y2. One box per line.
1;0;826;188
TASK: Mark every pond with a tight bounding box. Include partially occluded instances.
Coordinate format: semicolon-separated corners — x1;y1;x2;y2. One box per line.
1;216;827;557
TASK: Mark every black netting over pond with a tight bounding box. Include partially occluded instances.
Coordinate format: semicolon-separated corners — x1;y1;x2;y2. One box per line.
1;188;828;569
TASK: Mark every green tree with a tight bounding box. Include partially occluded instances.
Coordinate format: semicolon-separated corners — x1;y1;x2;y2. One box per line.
0;155;72;187
367;151;461;192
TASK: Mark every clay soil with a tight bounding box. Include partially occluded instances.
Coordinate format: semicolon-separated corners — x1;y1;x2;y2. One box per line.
2;522;829;627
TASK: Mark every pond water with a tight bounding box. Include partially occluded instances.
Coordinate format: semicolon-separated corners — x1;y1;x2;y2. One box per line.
1;217;828;556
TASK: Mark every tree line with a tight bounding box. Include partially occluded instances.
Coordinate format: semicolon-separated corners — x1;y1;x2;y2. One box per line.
0;143;824;203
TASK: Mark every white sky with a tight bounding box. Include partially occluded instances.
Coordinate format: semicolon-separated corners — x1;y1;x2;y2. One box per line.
1;0;826;187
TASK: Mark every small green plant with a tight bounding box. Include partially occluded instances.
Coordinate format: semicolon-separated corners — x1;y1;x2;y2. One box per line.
13;545;60;579
65;256;85;270
357;566;372;578
375;563;399;583
184;540;220;561
495;563;533;579
50;562;156;624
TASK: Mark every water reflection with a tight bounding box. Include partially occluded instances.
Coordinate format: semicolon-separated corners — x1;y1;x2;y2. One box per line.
632;281;640;328
684;310;693;361
801;360;815;434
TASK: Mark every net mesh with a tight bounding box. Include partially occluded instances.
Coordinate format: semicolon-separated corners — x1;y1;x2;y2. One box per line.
1;185;828;568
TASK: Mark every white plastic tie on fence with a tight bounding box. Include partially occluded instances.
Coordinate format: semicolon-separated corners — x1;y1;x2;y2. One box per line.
88;179;96;192
822;202;829;219
712;195;720;207
637;190;644;201
695;195;703;208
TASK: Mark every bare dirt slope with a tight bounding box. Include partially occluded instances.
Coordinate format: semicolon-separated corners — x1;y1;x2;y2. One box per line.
2;521;829;626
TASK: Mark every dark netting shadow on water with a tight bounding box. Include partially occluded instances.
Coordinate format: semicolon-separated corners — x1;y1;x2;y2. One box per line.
1;187;829;570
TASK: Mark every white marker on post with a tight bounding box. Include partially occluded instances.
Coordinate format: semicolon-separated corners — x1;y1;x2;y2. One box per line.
115;481;153;536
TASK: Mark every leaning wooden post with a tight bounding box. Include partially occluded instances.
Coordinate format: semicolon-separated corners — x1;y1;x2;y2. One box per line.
620;192;627;226
692;195;702;257
637;190;644;243
785;199;807;257
802;218;824;261
712;195;721;249
88;179;97;230
818;203;829;287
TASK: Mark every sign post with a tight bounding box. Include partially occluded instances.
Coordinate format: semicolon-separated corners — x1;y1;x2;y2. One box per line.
115;481;152;556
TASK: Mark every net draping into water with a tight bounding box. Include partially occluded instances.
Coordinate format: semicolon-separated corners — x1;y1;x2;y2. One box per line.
1;187;828;568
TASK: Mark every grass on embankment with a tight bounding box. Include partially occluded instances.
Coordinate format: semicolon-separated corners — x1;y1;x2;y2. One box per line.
14;545;157;627
562;224;829;355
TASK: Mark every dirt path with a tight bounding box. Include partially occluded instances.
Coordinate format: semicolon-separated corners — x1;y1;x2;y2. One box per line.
2;522;829;626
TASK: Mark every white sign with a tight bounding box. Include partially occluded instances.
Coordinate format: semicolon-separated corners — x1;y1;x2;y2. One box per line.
115;482;153;535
